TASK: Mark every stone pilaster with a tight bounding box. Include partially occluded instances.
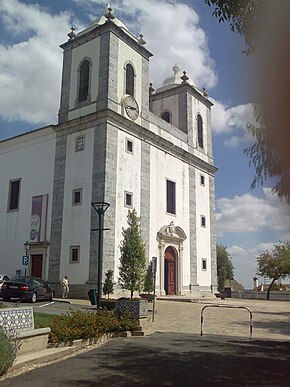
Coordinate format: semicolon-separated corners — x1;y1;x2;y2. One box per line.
48;133;67;283
209;174;217;292
189;165;198;288
141;142;150;261
58;47;72;124
88;124;107;283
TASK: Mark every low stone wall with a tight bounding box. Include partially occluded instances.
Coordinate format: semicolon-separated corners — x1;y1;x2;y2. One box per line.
0;306;50;356
231;291;290;301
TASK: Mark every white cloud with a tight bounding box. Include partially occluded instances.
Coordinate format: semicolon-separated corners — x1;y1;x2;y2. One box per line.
227;245;257;289
211;98;255;141
216;188;290;236
0;0;76;125
0;0;217;126
76;0;218;89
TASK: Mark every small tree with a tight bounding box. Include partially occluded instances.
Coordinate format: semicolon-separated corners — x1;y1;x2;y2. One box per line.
143;261;154;294
257;242;290;300
217;244;234;292
118;209;146;298
103;269;114;299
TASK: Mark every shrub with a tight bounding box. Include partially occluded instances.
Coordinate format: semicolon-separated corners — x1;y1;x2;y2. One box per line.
0;327;19;376
49;309;138;345
103;269;114;299
118;209;146;298
143;261;154;293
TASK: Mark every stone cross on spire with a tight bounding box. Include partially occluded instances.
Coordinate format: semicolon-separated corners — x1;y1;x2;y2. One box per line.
67;26;76;40
104;3;115;20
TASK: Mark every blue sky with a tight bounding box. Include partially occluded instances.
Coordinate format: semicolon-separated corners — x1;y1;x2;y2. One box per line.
1;0;289;289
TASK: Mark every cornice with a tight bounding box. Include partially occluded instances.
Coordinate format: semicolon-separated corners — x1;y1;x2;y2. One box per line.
55;109;217;175
60;20;153;60
151;83;213;109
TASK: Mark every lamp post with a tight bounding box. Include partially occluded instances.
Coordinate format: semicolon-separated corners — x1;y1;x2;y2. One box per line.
24;241;30;276
91;202;110;308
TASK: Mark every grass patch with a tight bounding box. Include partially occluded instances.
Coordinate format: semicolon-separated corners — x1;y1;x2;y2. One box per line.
34;312;59;329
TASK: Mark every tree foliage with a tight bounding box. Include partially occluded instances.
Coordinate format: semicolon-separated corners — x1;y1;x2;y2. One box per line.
103;269;114;299
217;244;234;292
204;1;290;204
143;261;154;294
257;242;290;300
204;0;263;54
118;209;146;298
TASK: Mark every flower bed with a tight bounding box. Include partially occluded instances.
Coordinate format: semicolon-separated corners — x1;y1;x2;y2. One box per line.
49;309;138;346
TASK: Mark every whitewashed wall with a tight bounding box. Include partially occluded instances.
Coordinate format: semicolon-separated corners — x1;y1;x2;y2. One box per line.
113;130;142;281
149;146;190;291
60;127;95;284
195;169;211;286
0;127;56;278
68;38;101;121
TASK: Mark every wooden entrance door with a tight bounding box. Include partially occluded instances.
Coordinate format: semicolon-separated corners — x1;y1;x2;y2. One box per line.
164;247;176;295
31;254;43;278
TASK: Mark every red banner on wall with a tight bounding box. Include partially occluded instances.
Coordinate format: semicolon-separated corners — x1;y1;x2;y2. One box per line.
30;194;48;242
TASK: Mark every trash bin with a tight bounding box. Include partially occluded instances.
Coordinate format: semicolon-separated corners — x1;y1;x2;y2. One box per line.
224;287;232;298
88;289;98;305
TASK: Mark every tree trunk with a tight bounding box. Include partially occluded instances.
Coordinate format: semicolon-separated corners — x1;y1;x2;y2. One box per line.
266;278;277;300
130;289;133;298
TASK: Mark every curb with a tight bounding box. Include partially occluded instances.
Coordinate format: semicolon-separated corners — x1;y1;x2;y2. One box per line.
4;328;155;379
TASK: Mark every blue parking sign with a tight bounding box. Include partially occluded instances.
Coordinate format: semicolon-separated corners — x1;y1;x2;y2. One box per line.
22;255;29;266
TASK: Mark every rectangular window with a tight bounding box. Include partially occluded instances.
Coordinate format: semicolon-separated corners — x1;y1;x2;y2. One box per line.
201;215;206;228
200;174;205;186
72;188;82;206
202;258;207;271
166;179;176;215
126;139;133;154
125;191;133;208
75;135;85;152
8;179;21;211
70;246;80;263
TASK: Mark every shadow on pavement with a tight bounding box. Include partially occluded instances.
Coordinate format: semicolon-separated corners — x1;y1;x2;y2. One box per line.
1;333;290;386
77;334;290;386
235;319;290;337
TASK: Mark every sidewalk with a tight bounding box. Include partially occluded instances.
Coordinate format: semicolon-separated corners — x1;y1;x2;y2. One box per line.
5;297;290;378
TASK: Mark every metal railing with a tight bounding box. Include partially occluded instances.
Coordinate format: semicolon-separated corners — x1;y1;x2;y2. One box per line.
200;304;253;340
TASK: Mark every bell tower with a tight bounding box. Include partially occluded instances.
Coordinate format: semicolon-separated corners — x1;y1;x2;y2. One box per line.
58;5;152;125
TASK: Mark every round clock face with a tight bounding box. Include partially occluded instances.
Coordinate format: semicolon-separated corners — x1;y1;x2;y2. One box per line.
123;95;139;120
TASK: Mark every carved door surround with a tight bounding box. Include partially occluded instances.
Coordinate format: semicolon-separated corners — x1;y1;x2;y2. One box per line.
157;222;187;295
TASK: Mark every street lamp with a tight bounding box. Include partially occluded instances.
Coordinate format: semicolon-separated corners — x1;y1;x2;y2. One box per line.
24;241;30;276
91;202;110;308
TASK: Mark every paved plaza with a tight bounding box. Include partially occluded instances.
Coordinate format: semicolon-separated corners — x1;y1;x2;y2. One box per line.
1;297;289;385
151;298;290;340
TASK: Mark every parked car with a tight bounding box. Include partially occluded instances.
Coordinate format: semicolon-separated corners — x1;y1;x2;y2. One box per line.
0;274;10;297
1;276;54;303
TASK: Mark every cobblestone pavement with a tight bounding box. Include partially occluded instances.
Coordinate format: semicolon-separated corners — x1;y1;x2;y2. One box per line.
150;298;290;340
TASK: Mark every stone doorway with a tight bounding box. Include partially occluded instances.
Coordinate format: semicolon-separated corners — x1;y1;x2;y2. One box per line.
157;222;187;295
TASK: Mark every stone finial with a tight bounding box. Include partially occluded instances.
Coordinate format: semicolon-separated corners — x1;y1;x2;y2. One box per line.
202;88;209;97
173;63;180;74
67;26;77;40
104;3;115;20
149;83;155;96
181;71;189;84
138;34;146;45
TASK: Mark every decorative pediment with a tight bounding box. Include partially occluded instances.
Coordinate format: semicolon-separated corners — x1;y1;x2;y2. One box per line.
157;221;187;242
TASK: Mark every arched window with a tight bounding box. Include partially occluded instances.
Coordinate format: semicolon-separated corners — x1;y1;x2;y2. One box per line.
126;63;134;96
161;111;171;123
197;114;204;149
78;60;90;102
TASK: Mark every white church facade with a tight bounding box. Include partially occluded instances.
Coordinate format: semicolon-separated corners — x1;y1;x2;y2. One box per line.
0;7;217;298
